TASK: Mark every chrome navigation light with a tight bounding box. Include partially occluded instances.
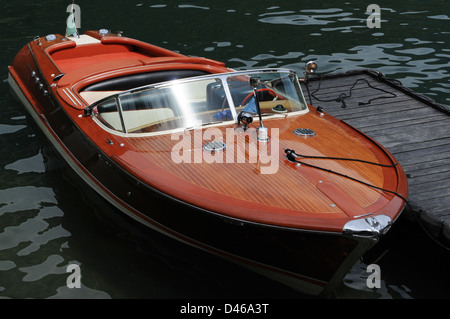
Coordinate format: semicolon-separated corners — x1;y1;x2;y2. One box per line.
305;61;318;74
302;61;318;83
343;215;393;239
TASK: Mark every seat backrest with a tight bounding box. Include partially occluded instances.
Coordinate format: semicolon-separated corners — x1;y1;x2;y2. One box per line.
82;69;209;92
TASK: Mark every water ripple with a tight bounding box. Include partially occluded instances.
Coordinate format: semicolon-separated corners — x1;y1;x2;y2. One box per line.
178;4;209;10
19;254;66;282
0;186;57;217
0;124;26;135
428;15;450;20
0;260;15;271
4;151;46;174
259;13;339;26
49;284;111;299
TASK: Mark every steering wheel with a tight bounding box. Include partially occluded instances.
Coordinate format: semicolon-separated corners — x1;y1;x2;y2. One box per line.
240;88;279;106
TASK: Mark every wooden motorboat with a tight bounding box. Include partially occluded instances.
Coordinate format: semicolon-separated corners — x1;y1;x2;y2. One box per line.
8;28;408;296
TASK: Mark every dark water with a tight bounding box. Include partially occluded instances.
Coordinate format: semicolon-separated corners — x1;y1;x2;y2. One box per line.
1;0;450;299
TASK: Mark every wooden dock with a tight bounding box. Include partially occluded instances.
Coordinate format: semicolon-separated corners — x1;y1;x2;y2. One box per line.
301;69;450;248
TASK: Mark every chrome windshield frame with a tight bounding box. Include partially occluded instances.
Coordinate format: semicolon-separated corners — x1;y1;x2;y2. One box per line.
119;68;299;98
87;68;309;136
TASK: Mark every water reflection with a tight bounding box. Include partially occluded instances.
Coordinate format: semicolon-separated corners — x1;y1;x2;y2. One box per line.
5;152;46;174
259;8;355;26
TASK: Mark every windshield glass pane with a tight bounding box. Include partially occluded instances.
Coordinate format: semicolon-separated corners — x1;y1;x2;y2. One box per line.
94;98;123;132
227;71;307;115
116;77;230;133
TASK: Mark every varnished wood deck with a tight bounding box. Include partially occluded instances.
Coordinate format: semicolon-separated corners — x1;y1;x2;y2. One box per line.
301;69;450;247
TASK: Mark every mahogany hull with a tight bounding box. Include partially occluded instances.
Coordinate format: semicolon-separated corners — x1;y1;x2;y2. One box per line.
8;32;408;296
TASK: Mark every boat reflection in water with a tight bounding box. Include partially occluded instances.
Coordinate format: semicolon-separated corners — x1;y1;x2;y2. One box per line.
8;27;408;296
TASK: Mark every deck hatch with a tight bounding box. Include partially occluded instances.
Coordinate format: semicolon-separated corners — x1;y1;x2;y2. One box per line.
293;128;316;137
203;141;226;152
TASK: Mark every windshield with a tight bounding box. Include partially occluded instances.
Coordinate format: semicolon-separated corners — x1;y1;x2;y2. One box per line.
92;69;308;134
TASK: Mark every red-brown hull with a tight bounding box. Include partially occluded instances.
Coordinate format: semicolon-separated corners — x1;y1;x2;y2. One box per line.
8;31;408;296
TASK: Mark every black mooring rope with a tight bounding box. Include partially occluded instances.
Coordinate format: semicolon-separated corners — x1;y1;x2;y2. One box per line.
290;152;398;168
284;149;405;201
306;76;397;108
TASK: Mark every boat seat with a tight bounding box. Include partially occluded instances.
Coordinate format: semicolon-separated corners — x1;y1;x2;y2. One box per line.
100;108;175;132
57;58;145;90
79;91;123;105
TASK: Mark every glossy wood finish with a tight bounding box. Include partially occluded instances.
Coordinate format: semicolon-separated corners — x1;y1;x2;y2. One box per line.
115;111;407;232
9;32;408;233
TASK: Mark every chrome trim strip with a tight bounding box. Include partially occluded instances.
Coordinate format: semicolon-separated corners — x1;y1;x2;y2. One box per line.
62;88;78;106
353;212;374;219
64;88;83;107
121;68;298;97
116;96;128;134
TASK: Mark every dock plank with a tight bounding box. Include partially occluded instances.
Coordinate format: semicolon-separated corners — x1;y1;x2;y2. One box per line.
403;157;450;173
363;118;449;142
